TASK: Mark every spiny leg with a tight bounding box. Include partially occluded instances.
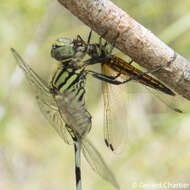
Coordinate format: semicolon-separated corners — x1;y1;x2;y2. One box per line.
85;31;120;65
99;31;120;57
86;66;161;85
119;66;162;84
87;30;92;44
87;70;122;84
108;32;120;55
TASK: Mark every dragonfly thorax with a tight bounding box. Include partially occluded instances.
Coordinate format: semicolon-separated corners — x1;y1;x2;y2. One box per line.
87;43;108;58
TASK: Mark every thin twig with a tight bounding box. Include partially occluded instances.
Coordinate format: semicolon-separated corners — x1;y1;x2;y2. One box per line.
58;0;190;100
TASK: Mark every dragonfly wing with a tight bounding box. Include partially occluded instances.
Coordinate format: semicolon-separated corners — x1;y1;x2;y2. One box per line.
102;64;128;152
11;48;50;94
116;67;188;114
81;138;119;189
54;91;92;139
143;85;189;113
36;96;73;144
11;48;73;145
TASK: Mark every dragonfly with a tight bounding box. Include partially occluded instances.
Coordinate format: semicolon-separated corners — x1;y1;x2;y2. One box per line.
11;44;119;190
56;31;185;152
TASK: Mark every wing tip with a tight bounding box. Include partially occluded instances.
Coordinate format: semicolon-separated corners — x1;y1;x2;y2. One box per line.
10;48;16;55
105;139;114;151
10;48;21;62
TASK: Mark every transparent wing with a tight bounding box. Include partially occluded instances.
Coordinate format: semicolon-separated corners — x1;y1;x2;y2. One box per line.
54;91;91;139
11;48;73;144
108;55;188;114
102;64;128;152
143;85;189;113
117;70;189;114
36;96;73;144
81;138;119;189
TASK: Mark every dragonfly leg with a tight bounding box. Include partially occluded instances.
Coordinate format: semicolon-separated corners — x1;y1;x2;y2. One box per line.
87;65;161;85
108;32;120;55
87;30;93;44
85;31;120;66
120;66;162;84
84;55;112;66
128;60;133;65
87;70;124;85
99;31;120;56
99;35;103;57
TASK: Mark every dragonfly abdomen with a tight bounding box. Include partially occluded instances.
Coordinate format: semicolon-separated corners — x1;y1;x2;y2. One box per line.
107;55;175;96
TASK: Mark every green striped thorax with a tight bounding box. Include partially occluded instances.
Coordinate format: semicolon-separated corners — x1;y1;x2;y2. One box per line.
50;36;88;95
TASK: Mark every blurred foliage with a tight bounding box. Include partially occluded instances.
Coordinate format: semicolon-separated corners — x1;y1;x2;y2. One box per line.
1;0;190;190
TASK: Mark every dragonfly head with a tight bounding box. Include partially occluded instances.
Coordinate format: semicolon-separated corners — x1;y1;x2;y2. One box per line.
51;38;75;61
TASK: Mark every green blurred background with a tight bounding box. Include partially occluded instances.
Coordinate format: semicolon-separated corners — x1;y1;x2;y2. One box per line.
1;0;190;190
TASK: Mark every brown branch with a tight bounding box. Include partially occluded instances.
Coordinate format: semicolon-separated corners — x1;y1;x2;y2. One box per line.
58;0;190;100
